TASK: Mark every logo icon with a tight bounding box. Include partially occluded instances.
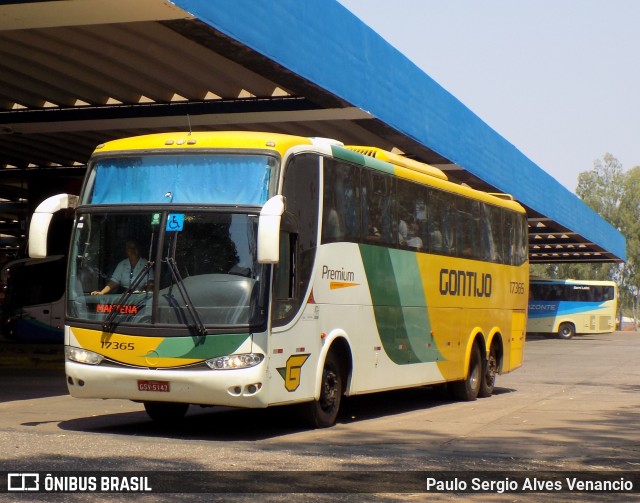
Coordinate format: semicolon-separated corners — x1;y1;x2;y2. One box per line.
7;473;39;491
277;354;310;391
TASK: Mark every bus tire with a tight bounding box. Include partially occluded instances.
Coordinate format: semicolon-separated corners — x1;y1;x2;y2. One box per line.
144;402;189;424
450;344;482;401
558;322;575;340
479;345;497;398
303;352;343;428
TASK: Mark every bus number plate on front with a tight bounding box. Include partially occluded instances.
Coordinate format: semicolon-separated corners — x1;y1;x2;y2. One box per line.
138;380;170;392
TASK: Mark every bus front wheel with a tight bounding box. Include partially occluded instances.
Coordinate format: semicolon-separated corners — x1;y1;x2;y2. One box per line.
303;352;343;428
450;344;482;401
144;402;189;424
558;323;576;340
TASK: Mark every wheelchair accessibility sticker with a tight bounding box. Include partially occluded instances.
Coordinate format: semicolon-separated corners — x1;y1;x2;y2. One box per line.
166;214;184;231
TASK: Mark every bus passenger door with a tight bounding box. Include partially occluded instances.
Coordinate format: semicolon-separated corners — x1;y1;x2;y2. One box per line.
267;152;320;406
509;310;526;370
269;229;320;404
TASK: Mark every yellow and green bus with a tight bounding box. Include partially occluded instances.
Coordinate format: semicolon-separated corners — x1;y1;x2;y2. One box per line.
29;131;529;427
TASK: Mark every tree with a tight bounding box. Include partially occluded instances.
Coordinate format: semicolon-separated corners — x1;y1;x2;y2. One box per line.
616;166;640;319
576;153;624;227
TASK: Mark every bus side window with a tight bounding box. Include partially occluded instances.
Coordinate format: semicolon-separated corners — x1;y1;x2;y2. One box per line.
504;211;529;266
363;169;396;246
456;198;474;259
397;179;425;251
322;158;361;243
516;213;529;265
441;195;456;255
272;232;297;322
272;153;319;327
485;204;503;263
322;196;344;243
427;190;445;254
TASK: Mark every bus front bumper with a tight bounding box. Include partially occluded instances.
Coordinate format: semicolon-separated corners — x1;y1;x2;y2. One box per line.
65;360;269;408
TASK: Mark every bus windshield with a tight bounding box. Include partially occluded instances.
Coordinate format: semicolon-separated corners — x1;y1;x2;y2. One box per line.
83;154;275;205
68;211;267;330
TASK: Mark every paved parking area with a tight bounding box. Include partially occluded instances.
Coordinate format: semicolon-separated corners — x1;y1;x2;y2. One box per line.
1;331;639;501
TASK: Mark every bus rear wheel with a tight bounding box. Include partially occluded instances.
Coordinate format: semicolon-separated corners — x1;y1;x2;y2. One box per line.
558;323;575;340
479;345;497;398
450;344;482;401
303;352;343;428
144;402;189;424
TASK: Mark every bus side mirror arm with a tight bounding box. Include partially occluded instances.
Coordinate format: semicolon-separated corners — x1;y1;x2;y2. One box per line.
257;195;285;264
29;193;79;259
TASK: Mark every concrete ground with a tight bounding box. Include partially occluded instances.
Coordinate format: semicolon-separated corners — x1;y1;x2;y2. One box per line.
1;331;639;501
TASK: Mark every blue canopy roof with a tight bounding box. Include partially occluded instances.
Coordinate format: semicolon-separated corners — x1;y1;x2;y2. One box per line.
173;0;625;262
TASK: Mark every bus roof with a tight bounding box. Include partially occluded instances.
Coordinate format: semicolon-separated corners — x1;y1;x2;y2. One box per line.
93;131;314;158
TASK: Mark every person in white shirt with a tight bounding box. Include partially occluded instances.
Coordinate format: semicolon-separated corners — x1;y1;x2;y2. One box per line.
91;240;154;295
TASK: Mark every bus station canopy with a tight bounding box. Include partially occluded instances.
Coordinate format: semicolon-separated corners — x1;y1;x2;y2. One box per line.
0;0;625;263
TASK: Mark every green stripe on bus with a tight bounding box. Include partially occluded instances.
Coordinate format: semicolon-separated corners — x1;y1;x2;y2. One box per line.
150;333;250;359
359;244;444;364
331;146;395;175
388;249;443;363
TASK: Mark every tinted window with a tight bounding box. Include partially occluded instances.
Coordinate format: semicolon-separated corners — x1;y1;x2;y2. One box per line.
273;153;319;326
320;155;527;265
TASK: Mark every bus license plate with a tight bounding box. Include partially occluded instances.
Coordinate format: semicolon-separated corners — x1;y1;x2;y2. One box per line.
138;380;170;392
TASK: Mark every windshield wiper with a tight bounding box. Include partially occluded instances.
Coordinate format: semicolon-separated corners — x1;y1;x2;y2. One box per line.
164;256;207;338
102;261;154;332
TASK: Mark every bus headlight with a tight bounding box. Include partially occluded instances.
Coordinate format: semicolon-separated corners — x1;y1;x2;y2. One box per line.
65;346;104;365
205;353;264;370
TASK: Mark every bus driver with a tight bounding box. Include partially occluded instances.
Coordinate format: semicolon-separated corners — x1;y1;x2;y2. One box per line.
91;240;154;295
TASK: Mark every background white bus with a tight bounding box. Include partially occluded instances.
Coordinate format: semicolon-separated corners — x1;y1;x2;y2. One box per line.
0;256;65;343
527;279;618;339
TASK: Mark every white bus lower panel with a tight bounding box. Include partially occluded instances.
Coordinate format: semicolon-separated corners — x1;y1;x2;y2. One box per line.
65;361;269;408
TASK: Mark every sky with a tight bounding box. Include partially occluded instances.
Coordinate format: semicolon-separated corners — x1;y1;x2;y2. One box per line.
336;0;640;192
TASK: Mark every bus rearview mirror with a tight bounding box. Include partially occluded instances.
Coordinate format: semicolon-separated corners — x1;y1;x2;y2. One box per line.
257;195;285;264
29;193;78;259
